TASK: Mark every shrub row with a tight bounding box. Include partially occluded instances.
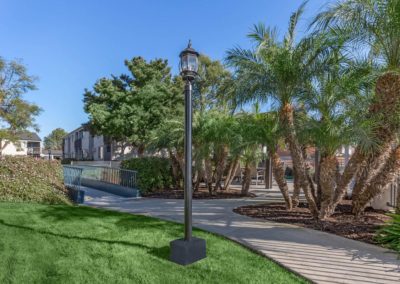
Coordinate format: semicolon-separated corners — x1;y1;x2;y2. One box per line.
0;156;70;204
121;157;173;193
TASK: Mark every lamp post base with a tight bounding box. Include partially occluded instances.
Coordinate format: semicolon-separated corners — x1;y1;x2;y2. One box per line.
170;237;206;265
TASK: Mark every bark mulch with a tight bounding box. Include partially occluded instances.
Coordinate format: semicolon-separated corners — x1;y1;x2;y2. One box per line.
233;201;391;245
142;187;256;199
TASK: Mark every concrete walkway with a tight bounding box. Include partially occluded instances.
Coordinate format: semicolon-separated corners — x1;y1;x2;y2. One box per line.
83;187;400;284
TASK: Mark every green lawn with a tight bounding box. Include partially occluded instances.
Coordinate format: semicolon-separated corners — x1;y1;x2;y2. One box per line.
0;202;307;284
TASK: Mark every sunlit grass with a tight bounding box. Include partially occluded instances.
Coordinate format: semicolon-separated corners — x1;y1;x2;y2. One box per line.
0;202;307;284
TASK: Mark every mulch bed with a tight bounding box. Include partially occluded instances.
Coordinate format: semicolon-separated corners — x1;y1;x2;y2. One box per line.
233;201;391;245
142;187;256;199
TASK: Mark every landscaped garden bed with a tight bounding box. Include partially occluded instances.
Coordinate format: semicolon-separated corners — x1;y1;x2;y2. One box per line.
233;201;390;245
143;187;256;199
0;202;307;284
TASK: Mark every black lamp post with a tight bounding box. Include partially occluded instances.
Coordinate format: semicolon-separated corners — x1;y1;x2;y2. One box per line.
48;149;51;160
170;40;206;265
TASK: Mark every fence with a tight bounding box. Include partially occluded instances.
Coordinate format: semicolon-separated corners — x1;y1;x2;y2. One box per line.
63;165;139;197
71;160;122;168
77;165;137;189
63;166;83;191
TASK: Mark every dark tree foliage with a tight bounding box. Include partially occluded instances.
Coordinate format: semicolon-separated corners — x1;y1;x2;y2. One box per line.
84;57;183;156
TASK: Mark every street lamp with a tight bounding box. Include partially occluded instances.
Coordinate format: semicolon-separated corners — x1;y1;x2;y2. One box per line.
170;40;206;265
48;149;51;161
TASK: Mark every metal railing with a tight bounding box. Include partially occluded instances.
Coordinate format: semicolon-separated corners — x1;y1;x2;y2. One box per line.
388;176;399;208
63;166;83;191
77;165;137;189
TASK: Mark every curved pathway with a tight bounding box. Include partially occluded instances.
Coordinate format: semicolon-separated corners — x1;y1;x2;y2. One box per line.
83;187;399;284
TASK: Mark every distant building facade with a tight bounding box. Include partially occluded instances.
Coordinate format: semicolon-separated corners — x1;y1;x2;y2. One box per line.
62;126;135;161
0;132;42;157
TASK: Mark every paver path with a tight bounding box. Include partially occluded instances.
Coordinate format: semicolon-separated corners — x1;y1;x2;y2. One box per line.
83;187;400;284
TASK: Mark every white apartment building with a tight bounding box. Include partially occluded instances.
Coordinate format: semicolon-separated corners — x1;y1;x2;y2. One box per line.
0;132;42;157
63;126;135;161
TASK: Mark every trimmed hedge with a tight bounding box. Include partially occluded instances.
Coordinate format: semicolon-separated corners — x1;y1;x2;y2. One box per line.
121;157;173;193
0;156;70;204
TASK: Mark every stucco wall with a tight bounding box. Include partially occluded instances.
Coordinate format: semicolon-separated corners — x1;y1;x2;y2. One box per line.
1;140;42;156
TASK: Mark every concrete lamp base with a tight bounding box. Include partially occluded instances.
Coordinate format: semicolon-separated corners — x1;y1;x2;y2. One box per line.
170;237;206;265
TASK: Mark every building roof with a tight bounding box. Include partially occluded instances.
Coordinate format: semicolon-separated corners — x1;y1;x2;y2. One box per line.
16;131;41;142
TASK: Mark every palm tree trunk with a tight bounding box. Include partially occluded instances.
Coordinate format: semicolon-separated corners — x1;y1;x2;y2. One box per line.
214;145;228;191
332;72;400;212
204;158;213;195
241;163;251;195
352;145;400;216
352;141;395;202
330;147;365;212
319;155;338;219
224;156;240;190
292;165;301;208
396;189;400;214
270;151;292;210
280;103;318;218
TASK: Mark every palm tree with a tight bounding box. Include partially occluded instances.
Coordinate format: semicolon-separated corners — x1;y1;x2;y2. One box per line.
301;56;374;218
312;0;400;216
226;2;320;217
237;107;293;209
149;118;184;190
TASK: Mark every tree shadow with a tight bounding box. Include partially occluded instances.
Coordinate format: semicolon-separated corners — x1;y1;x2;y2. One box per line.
0;215;172;262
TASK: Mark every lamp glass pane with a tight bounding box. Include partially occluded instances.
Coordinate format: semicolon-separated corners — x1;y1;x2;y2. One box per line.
180;54;190;72
188;54;198;72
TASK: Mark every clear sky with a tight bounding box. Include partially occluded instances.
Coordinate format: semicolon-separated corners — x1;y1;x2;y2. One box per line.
0;0;330;138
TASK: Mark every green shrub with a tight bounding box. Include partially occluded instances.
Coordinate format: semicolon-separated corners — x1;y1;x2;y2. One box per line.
121;157;173;193
0;156;70;204
61;158;77;165
376;213;400;255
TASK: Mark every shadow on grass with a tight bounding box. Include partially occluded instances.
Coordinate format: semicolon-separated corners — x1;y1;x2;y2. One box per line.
37;205;181;233
0;216;170;260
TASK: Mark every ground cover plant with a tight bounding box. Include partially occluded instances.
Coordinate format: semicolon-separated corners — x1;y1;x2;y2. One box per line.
376;213;400;255
0;156;69;204
0;203;308;284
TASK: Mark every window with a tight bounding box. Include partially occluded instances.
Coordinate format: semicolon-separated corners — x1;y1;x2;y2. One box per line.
98;146;103;159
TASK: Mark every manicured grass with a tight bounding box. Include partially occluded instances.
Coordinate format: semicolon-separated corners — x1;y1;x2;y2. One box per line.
0;202;307;284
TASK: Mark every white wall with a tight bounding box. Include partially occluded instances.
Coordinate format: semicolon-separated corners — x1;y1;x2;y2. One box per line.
1;140;27;155
0;140;42;156
93;135;104;161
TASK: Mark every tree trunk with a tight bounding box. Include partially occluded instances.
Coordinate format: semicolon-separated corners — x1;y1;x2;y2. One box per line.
169;150;183;190
292;165;301;208
330;147;365;212
241;163;251;195
137;145;145;157
315;155;322;209
332;72;400;213
224;156;240;190
319;155;338;219
280;103;318;218
270;151;292;210
214;145;228;191
352;145;400;216
204;158;213;195
352;140;395;202
396;188;400;214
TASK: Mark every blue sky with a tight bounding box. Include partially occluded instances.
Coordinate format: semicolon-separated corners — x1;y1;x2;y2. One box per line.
0;0;330;138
